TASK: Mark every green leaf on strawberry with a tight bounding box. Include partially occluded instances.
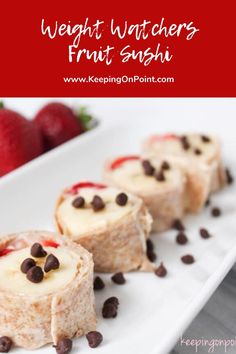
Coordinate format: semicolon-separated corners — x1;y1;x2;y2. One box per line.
76;106;98;131
0;101;4;109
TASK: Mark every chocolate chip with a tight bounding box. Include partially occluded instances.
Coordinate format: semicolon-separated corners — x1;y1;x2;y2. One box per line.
94;276;105;290
161;161;170;170
205;198;210;207
44;254;60;273
86;331;103;348
72;196;85;208
31;243;47;258
172;219;185;231
155;170;165;182
111;272;126;285
142;160;155;176
0;336;12;353
91;195;105;211
201;135;211;143
180;136;190;150
211;207;221;217
147;249;157;262
116;193;128;206
146;239;154;252
102;303;117;318
194;148;202;155
53;338;72;354
103;297;119;318
176;232;188;245
155;262;167;277
181;254;195;264
20;258;36;274
199;228;211;239
26;266;44;283
104;296;119;308
226;168;234;185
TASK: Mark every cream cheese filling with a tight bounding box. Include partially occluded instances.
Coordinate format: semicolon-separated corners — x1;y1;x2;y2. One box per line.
57;187;135;236
109;159;182;193
0;246;79;295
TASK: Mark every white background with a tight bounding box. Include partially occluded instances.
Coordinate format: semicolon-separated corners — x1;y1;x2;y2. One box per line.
2;97;236;131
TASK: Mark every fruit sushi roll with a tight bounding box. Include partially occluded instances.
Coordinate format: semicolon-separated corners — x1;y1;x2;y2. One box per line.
143;133;226;212
0;230;96;349
55;181;153;273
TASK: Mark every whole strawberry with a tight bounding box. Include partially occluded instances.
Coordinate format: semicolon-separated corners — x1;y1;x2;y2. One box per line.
34;103;84;151
0;108;43;176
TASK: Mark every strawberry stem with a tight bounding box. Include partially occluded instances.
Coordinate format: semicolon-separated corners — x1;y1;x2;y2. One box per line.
0;101;4;109
76;106;98;131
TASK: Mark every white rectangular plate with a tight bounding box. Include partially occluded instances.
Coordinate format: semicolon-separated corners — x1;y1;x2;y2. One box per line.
0;114;236;354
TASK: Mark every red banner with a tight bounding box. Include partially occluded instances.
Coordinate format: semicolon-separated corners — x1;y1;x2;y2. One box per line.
0;0;235;97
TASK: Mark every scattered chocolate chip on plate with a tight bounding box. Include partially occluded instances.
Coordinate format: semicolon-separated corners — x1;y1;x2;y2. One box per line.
172;219;185;231
155;263;167;277
147;249;157;262
111;272;126;285
94;276;105;290
0;336;13;353
102;297;119;318
199;228;211;239
86;331;103;348
211;207;221;217
53;338;72;354
181;254;195;264
226;168;234;184
176;232;188;245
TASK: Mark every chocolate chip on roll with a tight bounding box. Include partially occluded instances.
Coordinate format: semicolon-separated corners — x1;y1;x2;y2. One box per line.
72;196;85;208
91;195;105;211
26;266;44;283
31;243;47;258
116;192;128;206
